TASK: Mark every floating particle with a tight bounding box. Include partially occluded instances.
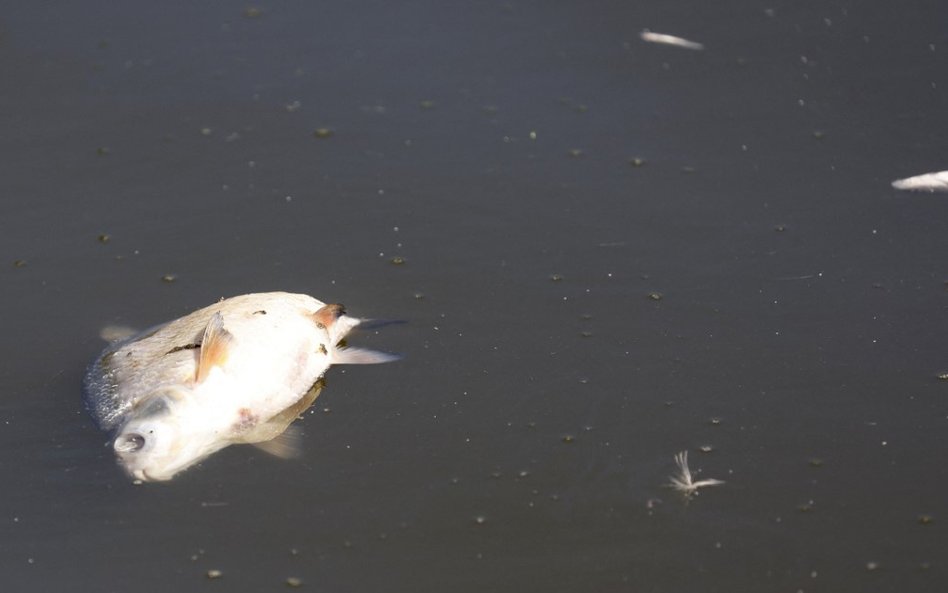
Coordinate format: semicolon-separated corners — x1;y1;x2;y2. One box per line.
865;561;879;571
936;373;948;381
482;105;499;115
413;292;425;300
390;256;405;265
312;128;334;139
242;7;263;18
161;274;177;283
97;234;111;244
285;577;303;587
567;148;584;158
13;259;26;268
812;130;825;139
562;434;575;444
419;100;436;110
200;127;213;136
629;157;646;167
698;444;714;453
550;273;564;281
918;514;934;525
647;292;663;301
473;515;486;525
206;569;223;579
96;147;110;156
285;100;301;112
774;224;788;232
580;331;593;338
709;417;722;426
808;458;824;467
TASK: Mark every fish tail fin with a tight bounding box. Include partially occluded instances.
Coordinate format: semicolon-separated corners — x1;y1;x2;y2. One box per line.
333;347;401;365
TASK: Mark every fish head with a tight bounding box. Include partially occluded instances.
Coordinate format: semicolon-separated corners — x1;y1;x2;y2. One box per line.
112;388;226;481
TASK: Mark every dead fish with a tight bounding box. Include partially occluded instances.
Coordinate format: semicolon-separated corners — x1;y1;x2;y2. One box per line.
83;292;398;482
640;29;705;51
891;170;948;192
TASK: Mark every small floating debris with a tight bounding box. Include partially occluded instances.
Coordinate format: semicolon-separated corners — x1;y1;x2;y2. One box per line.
242;7;263;18
935;372;948;381
389;256;405;265
667;450;724;496
640;30;705;51
918;514;935;525
550;273;564;282
891;170;948;192
647;291;663;301
567;148;584;158
13;259;26;268
97;233;111;244
96;147;110;156
312;128;334;139
206;569;223;579
629;157;646;167
419;99;436;110
161;274;177;283
285;577;303;587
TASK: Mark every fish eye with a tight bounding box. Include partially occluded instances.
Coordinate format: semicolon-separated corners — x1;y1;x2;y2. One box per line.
114;433;146;453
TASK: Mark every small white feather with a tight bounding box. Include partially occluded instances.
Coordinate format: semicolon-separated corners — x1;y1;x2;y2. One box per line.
667;450;725;496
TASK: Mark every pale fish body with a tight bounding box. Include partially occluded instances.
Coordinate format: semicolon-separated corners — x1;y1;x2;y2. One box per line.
891;170;948;192
83;292;396;482
639;29;705;51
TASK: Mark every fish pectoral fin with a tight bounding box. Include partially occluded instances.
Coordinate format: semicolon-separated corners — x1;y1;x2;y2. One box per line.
250;425;303;459
197;312;235;383
334;346;401;365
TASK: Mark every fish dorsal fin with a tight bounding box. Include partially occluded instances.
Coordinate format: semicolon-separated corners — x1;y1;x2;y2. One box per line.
197;312;234;383
251;424;302;459
312;303;346;328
